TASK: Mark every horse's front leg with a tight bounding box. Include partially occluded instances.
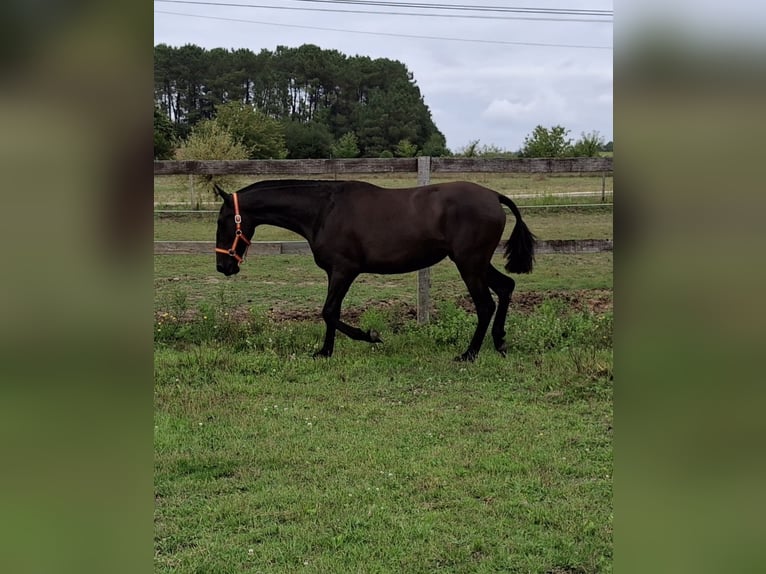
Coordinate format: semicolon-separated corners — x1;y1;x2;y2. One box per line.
314;270;357;358
336;320;383;344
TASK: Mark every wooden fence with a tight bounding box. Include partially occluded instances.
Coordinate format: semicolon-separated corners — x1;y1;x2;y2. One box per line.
154;157;613;323
153;156;612;177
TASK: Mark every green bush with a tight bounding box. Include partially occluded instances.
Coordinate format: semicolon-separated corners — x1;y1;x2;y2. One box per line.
173;120;249;197
155;289;266;348
394;139;418;158
214;101;288;160
507;299;612;353
519;125;573;158
331;132;360;158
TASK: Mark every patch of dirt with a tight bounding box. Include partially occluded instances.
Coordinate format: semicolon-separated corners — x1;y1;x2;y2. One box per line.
262;289;614;322
455;289;613;316
267;299;417;324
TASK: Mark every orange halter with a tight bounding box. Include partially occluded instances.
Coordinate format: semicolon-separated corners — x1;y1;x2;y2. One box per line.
214;192;251;264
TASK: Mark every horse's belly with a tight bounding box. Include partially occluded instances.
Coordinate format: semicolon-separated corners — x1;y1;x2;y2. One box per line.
362;240;448;274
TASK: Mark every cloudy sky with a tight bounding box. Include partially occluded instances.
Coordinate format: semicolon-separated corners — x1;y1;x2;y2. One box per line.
154;1;613;152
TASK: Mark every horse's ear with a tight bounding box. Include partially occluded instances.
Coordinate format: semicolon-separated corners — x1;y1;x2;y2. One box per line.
214;184;230;202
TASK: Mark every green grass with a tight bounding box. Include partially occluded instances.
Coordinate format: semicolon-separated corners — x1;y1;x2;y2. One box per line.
155;300;613;573
154;253;612;321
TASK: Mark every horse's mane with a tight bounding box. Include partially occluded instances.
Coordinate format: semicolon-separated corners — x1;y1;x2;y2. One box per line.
237;179;383;195
237;179;341;194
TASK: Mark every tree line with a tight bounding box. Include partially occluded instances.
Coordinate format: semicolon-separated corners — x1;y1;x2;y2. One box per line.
154;43;612;161
154;43;449;159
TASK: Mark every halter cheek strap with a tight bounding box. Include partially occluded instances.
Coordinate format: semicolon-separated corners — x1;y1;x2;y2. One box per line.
215;192;251;264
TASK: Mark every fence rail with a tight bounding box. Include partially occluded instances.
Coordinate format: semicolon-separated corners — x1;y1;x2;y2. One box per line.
154;156;612;176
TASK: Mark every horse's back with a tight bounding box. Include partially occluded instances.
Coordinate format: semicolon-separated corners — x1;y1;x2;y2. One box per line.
335;180;501;217
327;180;505;242
324;181;503;267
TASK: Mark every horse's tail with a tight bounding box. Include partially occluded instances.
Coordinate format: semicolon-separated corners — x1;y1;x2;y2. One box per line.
498;194;536;274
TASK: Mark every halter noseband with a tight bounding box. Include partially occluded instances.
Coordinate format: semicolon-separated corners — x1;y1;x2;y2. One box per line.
215;192;251;264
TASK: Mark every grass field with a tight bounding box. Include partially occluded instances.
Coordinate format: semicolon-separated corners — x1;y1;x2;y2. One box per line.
154;172;613;573
155;300;613;573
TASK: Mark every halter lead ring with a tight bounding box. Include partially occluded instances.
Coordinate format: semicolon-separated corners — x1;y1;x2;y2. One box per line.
215;192;251;264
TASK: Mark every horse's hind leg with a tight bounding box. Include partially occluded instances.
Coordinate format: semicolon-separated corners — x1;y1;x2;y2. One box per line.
455;266;496;362
487;264;516;356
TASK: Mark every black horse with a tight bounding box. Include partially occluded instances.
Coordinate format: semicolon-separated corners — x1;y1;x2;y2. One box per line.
214;179;535;361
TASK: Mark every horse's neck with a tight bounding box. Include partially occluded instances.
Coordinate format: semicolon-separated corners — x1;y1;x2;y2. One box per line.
245;185;327;242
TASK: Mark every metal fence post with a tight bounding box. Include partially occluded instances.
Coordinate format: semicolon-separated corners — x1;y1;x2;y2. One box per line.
416;156;431;325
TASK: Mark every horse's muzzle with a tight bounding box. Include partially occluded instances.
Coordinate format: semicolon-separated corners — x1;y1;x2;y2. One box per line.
217;263;240;276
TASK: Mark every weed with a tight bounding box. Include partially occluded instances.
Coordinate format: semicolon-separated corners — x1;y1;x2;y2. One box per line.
359;307;388;336
508;300;611;355
170;289;188;316
568;346;613;382
423;301;476;345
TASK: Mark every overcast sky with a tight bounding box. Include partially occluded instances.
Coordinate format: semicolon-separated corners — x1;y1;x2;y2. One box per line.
154;1;613;152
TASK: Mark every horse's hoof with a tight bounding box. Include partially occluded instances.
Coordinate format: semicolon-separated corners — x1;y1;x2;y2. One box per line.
454;351;477;362
495;342;507;357
368;329;382;343
312;350;332;359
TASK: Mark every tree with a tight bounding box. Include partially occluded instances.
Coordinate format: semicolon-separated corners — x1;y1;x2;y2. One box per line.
474;143;516;158
214;101;287;159
153;43;447;158
520;125;573;158
331;132;360;158
174;120;249;195
394;139;418;158
154;105;176;159
572;130;605;157
282;120;334;158
454;140;514;158
174;43;208;126
457;140;481;157
421;133;450;157
352;88;390;156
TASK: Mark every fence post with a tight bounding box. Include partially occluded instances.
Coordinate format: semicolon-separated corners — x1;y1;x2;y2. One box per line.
601;172;606;202
416;156;431;325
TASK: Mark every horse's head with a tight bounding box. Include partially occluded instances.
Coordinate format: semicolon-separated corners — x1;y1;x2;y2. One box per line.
214;184;252;276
